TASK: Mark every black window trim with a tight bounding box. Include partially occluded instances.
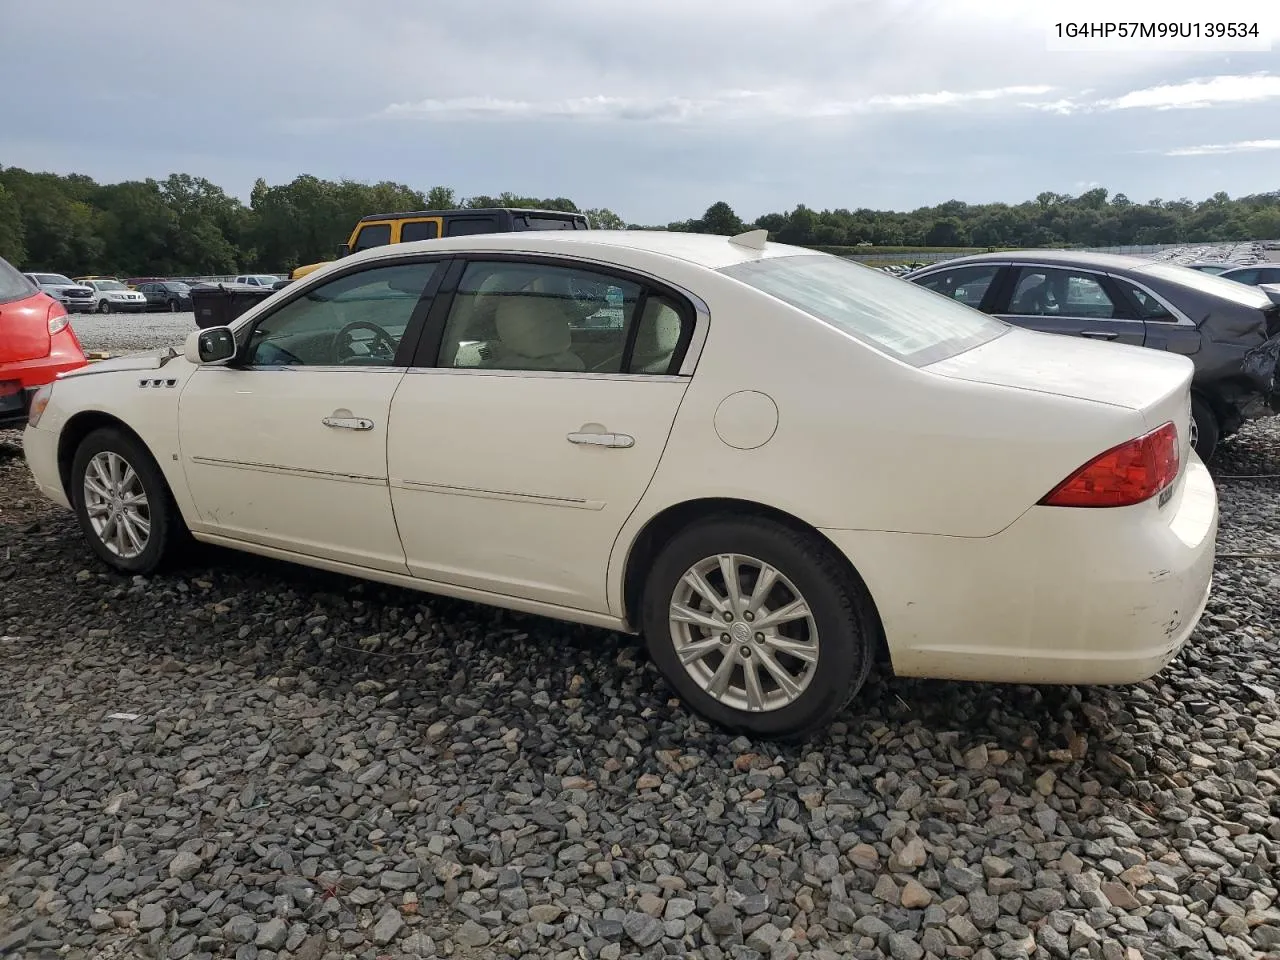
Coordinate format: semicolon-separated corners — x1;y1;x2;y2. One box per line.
408;252;699;378
228;253;454;370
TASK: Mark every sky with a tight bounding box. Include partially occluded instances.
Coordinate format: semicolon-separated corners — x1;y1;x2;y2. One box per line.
1;0;1278;223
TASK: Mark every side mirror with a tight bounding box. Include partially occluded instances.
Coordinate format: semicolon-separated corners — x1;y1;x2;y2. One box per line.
184;326;237;366
337;243;351;258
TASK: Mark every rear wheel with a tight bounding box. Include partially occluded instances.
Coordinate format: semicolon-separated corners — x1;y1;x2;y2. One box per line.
71;427;187;575
641;515;876;739
1190;395;1219;462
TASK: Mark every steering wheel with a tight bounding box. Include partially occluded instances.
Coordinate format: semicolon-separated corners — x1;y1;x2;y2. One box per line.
333;320;398;363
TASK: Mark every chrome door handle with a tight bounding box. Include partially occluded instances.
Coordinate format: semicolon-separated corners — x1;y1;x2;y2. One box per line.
322;416;374;430
567;431;634;448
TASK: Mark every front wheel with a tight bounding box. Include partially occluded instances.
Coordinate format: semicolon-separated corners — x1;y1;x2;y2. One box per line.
641;516;877;739
71;427;187;574
98;300;110;314
168;299;179;312
1190;395;1219;462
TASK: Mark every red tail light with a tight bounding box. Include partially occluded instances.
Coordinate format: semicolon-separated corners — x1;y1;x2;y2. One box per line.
46;300;69;335
1039;422;1180;508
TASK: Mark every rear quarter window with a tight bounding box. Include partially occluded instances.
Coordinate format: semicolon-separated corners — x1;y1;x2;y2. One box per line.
0;257;35;303
721;253;1008;367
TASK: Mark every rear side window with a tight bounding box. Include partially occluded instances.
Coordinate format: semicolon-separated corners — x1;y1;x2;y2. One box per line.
721;254;1007;367
446;217;500;236
0;257;35;303
352;223;392;252
1224;269;1260;285
399;221;439;242
1115;279;1177;322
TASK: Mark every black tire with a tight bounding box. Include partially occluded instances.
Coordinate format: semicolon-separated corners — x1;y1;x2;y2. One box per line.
98;300;110;314
168;299;179;312
1191;394;1219;462
640;515;877;740
70;427;189;575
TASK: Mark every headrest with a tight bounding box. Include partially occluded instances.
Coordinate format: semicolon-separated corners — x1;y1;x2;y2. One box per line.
494;293;573;358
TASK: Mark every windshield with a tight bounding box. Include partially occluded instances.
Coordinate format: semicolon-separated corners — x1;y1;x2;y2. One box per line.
95;280;127;291
719;253;1008;366
169;282;191;292
35;273;75;285
1135;261;1272;308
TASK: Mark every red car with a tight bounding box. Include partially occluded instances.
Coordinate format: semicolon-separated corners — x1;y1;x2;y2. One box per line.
1;256;88;428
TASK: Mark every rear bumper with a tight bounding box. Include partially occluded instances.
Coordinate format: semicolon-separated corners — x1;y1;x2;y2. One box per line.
822;457;1218;686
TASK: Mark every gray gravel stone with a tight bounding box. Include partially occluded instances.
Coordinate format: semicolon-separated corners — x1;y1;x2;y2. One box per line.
2;413;1280;960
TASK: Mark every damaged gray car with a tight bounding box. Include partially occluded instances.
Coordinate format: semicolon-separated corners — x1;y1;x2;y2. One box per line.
906;251;1280;460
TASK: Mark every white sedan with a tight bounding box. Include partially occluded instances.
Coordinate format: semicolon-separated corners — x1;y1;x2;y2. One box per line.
22;230;1218;737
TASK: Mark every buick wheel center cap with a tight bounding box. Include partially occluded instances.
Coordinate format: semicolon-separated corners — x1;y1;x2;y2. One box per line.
730;621;752;643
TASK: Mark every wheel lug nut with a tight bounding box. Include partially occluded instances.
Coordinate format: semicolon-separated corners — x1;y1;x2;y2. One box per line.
720;633;730;643
740;646;752;658
722;611;733;622
743;612;754;622
755;633;764;642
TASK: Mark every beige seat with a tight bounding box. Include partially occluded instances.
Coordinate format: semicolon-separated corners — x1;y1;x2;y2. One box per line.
486;290;584;371
630;299;683;374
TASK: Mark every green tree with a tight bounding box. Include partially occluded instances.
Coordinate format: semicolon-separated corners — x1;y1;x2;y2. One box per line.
698;201;745;235
0;182;24;263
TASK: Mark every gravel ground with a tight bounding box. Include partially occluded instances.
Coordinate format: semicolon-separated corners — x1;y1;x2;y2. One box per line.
2;369;1280;959
69;312;198;356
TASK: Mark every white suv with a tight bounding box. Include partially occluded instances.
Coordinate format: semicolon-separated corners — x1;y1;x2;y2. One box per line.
78;279;148;314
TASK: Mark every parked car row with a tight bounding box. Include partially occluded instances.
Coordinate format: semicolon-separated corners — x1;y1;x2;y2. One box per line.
18;272;288;315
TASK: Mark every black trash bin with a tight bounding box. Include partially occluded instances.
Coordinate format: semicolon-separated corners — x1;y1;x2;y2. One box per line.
190;282;275;329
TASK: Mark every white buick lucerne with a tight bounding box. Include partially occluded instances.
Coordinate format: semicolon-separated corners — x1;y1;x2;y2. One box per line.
22;229;1218;737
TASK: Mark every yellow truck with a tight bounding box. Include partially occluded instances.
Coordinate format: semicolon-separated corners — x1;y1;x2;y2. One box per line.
289;207;591;280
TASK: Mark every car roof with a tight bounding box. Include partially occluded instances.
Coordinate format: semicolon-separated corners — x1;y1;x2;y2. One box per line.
910;249;1163;273
357;207;589;224
337;229;815;272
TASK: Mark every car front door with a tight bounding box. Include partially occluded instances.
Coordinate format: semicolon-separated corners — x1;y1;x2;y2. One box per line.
993;265;1146;346
386;256;698;614
177;258;445;572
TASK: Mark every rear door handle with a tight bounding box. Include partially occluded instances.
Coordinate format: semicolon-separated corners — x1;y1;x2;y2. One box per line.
567;431;634;448
322;416;374;430
1080;331;1119;340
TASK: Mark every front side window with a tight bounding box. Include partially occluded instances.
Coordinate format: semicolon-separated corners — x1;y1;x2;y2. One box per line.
399;221;439;242
439;261;646;373
720;254;1006;367
1007;268;1118;319
916;264;1001;308
352;223;392;252
244;261;438;367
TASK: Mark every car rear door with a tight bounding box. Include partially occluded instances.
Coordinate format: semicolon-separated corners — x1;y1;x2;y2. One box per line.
992;264;1146;346
386;255;700;615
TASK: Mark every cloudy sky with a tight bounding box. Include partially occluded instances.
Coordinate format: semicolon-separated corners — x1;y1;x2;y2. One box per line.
1;0;1277;222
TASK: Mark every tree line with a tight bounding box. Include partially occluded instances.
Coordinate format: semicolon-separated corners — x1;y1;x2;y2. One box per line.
1;164;1277;277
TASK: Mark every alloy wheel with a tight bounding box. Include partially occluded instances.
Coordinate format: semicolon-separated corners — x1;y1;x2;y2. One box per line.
667;553;819;713
83;451;151;559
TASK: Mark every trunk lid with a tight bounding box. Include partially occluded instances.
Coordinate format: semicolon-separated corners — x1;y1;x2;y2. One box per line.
927;327;1196;460
0;295;52;364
